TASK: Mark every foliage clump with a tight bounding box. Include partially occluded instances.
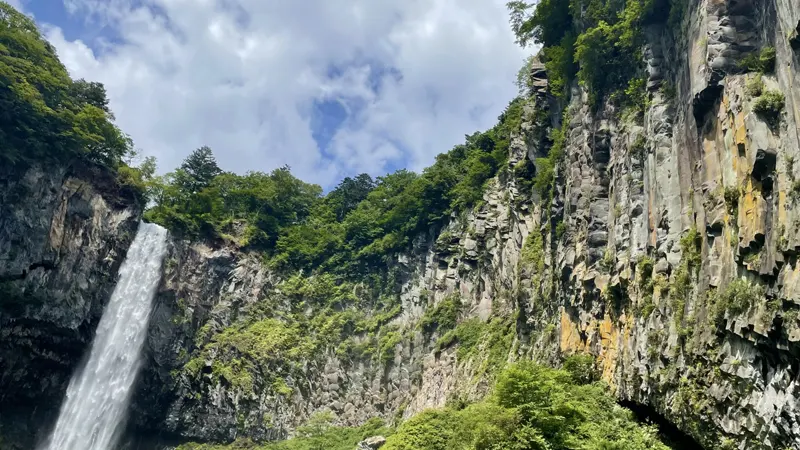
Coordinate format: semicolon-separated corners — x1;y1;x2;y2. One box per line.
143;98;525;275
508;0;672;110
419;294;463;334
183;319;314;395
0;2;154;197
739;47;776;74
752;90;785;128
383;361;670;450
745;73;764;97
177;415;390;450
436;316;515;376
711;279;766;326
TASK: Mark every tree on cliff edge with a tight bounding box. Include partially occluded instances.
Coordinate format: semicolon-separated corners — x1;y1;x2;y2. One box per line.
179;146;222;193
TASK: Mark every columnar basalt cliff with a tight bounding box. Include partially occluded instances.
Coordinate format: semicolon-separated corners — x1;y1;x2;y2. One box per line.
2;0;800;449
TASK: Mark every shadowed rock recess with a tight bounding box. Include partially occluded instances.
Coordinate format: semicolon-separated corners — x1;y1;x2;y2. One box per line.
2;0;800;448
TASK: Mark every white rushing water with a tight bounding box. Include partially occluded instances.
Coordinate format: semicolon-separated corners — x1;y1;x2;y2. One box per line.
41;222;168;450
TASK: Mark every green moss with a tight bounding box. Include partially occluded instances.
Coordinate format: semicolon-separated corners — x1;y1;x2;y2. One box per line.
599;246;616;273
521;230;545;272
436;316;514;376
272;377;293;397
631;134;647;159
182;319;314;395
533;115;568;199
378;329;404;363
555;221;567;239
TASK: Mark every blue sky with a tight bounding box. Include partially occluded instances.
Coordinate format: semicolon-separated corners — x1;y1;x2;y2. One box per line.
14;0;528;188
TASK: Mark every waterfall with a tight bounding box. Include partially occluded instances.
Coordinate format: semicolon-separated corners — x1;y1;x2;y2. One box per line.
40;222;168;450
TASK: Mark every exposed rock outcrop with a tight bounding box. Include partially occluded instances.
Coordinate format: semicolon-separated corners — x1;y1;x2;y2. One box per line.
0;162;141;446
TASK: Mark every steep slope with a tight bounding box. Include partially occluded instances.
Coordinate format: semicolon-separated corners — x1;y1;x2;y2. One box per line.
0;162;142;445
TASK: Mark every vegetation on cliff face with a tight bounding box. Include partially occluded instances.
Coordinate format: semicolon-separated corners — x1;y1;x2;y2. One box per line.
507;0;685;109
177;361;671;450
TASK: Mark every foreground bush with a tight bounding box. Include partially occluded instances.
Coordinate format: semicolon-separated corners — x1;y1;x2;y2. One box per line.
178;361;671;450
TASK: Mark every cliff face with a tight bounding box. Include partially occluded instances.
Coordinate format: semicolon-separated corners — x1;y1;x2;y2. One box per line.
127;0;800;447
2;0;800;449
544;0;800;446
0;162;141;445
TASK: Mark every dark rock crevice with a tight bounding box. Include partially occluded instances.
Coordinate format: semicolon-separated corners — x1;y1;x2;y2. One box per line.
619;401;705;450
0;260;57;282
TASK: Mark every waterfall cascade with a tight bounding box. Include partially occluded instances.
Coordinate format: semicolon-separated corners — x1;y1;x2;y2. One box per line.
40;222;168;450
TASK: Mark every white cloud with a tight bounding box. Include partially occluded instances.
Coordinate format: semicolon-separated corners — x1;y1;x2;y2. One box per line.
43;0;528;187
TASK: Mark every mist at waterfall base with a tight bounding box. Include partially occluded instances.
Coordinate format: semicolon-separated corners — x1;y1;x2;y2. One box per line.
39;222;168;450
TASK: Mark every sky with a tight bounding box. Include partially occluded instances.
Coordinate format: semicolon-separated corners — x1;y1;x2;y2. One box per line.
13;0;529;189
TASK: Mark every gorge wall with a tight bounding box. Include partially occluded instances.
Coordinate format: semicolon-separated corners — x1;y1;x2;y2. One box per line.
1;0;800;449
0;162;142;446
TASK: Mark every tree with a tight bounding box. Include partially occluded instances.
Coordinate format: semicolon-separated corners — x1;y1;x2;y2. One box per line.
0;1;132;166
70;79;113;118
507;0;572;48
179;146;222;193
327;173;376;221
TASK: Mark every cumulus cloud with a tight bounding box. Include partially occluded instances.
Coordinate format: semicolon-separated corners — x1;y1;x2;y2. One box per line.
40;0;527;187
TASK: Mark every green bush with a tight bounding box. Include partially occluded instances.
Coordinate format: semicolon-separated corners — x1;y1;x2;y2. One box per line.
745;73;764;97
182;319;314;395
739;47;776;73
752;90;785;127
177;416;390;450
436;316;514;375
382;361;670;450
712;279;766;325
177;363;672;450
378;330;404;363
562;353;598;384
419;294;463;333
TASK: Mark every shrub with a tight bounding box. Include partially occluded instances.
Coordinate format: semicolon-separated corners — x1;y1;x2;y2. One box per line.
745;73;764;97
555;221;567;239
562;353;598;384
724;186;740;216
740;47;777;73
752;90;785;127
712;279;765;325
419;294;463;333
378;330;404;363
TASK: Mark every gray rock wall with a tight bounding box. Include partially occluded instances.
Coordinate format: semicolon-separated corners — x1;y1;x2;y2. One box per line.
0;162;141;446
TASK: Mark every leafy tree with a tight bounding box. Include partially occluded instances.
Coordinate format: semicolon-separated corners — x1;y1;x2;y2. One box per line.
179;146;223;194
507;0;572;48
70;79;112;117
327;173;376;221
0;1;132;166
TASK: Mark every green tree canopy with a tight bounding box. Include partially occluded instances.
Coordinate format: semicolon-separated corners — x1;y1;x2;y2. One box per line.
0;1;132;166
